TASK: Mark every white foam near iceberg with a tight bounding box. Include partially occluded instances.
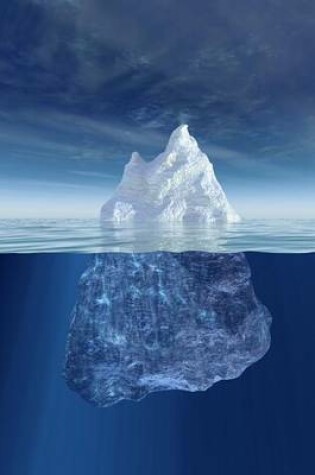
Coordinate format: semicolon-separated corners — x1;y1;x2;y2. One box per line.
101;125;240;224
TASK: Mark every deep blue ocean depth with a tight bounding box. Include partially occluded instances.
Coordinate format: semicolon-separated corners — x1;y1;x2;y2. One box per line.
0;253;314;475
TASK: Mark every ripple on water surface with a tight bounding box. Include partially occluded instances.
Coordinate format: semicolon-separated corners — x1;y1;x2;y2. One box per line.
0;218;314;253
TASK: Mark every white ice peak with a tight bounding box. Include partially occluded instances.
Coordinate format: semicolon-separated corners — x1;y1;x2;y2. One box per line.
166;124;197;151
101;125;240;224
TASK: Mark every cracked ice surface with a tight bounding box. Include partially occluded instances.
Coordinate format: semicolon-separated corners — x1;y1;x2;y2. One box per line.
64;252;271;407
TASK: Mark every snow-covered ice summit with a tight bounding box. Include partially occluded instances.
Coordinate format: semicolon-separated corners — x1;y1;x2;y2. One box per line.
101;125;240;224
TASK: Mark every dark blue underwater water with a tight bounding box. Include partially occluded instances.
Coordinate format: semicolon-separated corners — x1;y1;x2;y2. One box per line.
0;253;314;475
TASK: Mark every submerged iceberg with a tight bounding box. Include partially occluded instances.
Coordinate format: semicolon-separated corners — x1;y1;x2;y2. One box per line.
101;125;240;224
64;252;271;407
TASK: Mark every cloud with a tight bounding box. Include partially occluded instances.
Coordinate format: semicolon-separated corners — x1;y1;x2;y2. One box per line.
70;170;116;179
2;0;315;146
0;107;167;166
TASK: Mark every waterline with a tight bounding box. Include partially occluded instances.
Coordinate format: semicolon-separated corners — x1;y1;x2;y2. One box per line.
0;218;314;253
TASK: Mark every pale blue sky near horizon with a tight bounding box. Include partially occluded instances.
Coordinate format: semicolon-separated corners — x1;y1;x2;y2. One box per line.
1;0;315;219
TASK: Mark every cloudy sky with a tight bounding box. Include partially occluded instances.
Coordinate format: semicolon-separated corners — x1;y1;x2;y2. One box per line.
1;0;315;218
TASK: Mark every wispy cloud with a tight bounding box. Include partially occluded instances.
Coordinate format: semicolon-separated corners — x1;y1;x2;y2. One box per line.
70;170;116;179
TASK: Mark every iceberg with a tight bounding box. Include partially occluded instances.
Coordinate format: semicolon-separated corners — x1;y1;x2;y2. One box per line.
64;252;271;407
101;125;240;223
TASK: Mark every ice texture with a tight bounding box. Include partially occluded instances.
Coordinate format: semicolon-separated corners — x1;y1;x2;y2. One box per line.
64;252;271;407
101;125;240;223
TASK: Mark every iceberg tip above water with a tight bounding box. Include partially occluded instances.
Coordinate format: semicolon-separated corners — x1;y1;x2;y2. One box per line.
101;125;240;224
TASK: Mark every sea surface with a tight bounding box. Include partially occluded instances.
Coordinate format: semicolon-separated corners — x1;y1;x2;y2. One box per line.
0;217;314;253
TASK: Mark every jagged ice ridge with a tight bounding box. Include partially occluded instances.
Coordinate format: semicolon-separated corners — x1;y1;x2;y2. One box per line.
101;125;240;223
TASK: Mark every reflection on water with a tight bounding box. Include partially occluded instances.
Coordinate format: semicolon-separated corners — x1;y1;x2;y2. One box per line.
0;218;314;253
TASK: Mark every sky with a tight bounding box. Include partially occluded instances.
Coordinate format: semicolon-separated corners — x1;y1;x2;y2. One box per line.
0;0;315;218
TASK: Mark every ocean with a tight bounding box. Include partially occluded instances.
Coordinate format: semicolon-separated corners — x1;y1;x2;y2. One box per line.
0;218;314;253
0;251;314;475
